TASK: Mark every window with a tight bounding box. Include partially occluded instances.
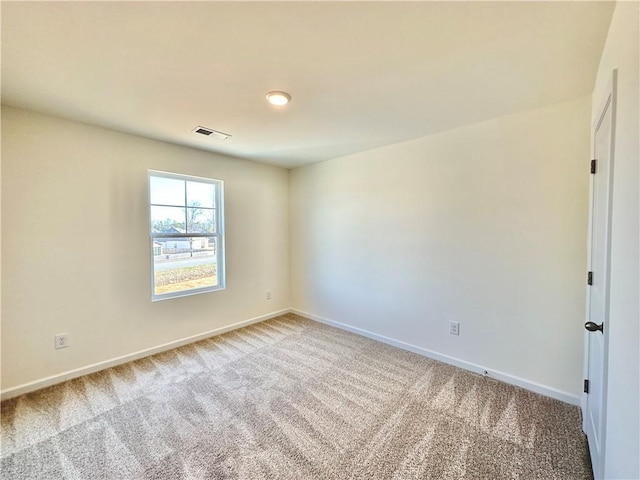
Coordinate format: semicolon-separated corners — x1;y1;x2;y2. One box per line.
148;171;225;301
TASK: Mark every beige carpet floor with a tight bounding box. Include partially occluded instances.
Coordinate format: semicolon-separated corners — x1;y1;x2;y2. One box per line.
1;313;591;479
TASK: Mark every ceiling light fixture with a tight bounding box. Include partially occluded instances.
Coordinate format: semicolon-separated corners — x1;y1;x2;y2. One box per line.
266;91;291;106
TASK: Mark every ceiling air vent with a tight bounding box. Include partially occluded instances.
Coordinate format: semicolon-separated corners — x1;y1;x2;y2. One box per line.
192;126;231;140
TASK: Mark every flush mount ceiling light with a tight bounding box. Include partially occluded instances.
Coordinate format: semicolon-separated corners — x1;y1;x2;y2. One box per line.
266;91;291;106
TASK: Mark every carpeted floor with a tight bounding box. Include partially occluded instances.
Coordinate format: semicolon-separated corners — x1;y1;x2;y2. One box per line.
1;313;592;479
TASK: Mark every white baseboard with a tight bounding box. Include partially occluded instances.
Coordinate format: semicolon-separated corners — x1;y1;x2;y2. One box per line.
3;307;580;407
292;308;581;406
0;309;291;401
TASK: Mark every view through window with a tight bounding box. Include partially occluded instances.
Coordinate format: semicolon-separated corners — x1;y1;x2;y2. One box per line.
149;171;225;300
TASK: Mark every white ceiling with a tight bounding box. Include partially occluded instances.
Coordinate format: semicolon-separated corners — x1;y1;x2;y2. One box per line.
1;1;614;169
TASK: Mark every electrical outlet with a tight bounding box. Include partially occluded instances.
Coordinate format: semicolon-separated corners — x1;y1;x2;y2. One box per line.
449;321;460;336
55;334;69;349
266;290;272;300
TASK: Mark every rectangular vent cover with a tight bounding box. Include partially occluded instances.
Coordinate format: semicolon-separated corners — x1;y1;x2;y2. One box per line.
192;126;231;140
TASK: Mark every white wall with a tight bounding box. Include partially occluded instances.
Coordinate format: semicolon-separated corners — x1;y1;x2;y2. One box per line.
1;106;290;392
591;2;640;478
291;97;591;400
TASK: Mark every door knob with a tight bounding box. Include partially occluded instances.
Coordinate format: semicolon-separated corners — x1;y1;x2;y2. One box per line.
585;321;604;333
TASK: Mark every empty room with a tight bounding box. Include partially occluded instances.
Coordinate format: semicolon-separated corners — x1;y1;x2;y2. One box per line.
1;1;638;479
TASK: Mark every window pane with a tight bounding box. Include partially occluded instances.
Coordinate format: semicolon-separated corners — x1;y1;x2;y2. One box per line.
187;181;215;208
150;176;185;206
153;238;217;295
149;171;224;300
151;206;186;233
187;208;215;234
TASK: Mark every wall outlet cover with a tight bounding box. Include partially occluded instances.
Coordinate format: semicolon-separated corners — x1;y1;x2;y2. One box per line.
55;334;69;349
449;322;460;336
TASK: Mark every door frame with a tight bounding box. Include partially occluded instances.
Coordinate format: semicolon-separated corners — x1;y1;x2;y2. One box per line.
582;69;617;479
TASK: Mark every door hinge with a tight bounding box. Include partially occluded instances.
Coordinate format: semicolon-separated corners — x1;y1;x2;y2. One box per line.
591;159;597;174
587;271;593;285
584;379;590;394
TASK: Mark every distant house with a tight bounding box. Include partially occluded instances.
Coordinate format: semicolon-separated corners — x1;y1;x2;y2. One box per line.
152;241;163;256
152;227;210;255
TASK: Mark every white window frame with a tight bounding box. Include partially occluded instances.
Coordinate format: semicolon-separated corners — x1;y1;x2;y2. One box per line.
148;170;225;301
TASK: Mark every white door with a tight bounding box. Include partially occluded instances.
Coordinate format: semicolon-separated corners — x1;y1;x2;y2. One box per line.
584;72;616;480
